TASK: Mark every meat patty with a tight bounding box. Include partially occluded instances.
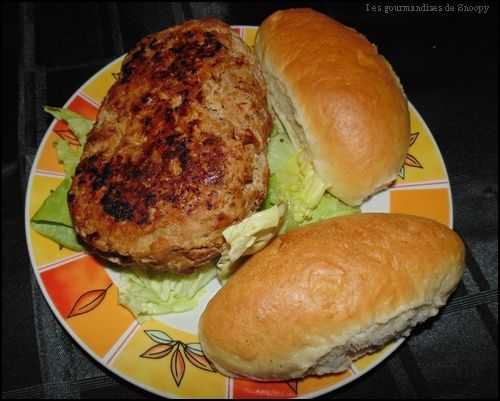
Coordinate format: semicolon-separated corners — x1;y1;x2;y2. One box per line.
69;19;272;274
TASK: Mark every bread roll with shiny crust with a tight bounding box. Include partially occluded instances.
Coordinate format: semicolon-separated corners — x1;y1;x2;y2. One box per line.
199;213;465;381
255;9;411;205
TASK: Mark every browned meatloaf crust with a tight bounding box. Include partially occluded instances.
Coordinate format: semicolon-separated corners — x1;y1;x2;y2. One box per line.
68;19;272;273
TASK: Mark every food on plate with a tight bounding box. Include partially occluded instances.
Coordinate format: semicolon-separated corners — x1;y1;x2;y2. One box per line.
31;107;94;251
199;213;465;381
216;203;287;283
255;8;411;205
33;108;219;319
31;15;364;318
32;7;413;318
118;263;216;320
68;18;273;274
261;119;356;233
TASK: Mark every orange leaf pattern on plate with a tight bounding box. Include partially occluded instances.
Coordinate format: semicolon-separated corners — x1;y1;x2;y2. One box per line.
183;343;216;373
139;330;216;388
67;283;112;318
145;330;175;345
171;344;186;387
399;131;424;179
141;343;176;359
404;153;424;169
53;128;80;146
409;131;419;146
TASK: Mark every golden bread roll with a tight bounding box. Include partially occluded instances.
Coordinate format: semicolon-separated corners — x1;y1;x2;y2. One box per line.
255;9;411;205
199;213;465;380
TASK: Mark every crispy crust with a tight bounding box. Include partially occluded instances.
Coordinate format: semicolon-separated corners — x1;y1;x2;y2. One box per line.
255;8;411;205
69;19;272;273
199;213;465;380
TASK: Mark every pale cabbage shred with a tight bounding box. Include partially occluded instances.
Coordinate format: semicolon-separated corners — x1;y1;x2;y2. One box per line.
216;203;287;283
119;202;288;320
118;264;217;322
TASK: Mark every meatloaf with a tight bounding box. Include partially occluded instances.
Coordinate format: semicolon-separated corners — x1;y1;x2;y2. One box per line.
68;19;272;273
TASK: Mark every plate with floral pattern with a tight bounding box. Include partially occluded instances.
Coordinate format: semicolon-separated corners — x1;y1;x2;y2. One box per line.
25;25;453;399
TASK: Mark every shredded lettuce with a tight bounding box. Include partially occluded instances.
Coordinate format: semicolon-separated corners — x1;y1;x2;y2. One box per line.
118;264;217;321
31;177;83;251
44;106;92;177
32;177;73;226
266;120;296;172
214;118;359;284
262;118;359;232
216;203;287;283
30;107;94;251
53;138;82;178
309;192;360;222
44;106;92;147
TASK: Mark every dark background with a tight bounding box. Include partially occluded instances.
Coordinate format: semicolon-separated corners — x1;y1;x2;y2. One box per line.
2;1;497;399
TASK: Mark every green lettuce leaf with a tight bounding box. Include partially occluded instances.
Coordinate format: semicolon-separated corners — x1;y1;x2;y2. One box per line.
53;137;83;178
266;120;296;173
31;177;73;226
118;264;217;321
44;106;93;146
309;192;360;222
31;220;83;251
216;203;287;283
262;120;359;231
30;107;93;251
30;177;83;251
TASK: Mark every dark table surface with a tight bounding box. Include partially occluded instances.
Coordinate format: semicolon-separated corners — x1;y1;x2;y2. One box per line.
2;1;497;399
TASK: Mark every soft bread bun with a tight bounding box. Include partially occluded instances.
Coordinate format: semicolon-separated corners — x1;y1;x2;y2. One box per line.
199;213;465;381
255;9;411;206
